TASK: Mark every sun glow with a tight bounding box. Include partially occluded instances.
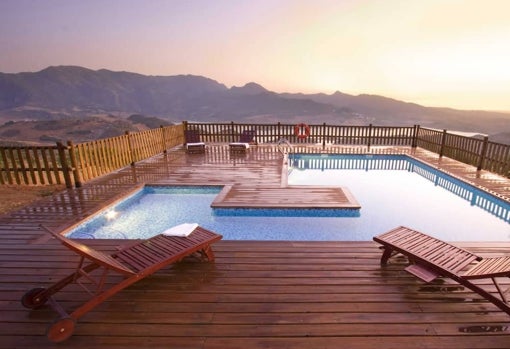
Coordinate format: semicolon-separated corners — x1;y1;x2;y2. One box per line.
0;0;509;110
105;210;118;221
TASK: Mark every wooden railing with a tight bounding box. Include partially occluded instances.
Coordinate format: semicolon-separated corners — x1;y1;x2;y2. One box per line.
0;124;184;188
1;121;509;188
185;121;509;177
416;127;510;176
185;121;417;147
71;125;184;185
0;144;68;186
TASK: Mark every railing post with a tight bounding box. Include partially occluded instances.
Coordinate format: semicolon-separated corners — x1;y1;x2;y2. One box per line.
412;125;420;148
67;140;82;188
56;142;73;189
231;121;235;142
322;122;327;150
477;136;489;171
439;129;447;158
367;124;373;149
160;125;167;154
125;131;135;167
182;120;189;142
277;122;281;142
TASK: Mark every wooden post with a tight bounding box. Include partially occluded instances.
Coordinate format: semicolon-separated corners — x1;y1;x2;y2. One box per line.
125;131;135;167
160;125;167;155
439;129;447;158
477;136;489;171
277;122;281;142
412;125;420;148
231;121;235;142
367;124;373;149
56;142;73;188
0;148;5;185
67;141;82;188
322;122;327;150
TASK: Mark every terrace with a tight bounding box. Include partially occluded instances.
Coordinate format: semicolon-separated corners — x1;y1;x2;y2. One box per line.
1;122;510;348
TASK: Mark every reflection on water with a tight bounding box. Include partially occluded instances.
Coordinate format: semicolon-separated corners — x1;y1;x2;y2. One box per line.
290;154;509;224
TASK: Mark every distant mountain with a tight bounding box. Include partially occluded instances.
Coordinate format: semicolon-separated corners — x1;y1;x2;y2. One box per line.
0;66;509;144
230;82;269;95
0;66;228;118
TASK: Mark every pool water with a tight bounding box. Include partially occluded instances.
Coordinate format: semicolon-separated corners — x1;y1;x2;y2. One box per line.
66;155;510;241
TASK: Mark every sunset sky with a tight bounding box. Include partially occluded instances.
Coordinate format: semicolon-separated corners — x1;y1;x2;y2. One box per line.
1;0;509;111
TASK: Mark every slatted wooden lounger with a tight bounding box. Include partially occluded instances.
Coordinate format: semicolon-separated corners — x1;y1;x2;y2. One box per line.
184;129;206;153
373;226;510;316
229;130;256;153
22;224;222;342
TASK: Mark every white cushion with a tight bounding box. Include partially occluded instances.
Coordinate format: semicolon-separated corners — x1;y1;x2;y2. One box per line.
229;142;249;148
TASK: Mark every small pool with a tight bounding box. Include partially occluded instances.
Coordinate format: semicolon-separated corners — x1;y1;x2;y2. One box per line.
66;154;510;241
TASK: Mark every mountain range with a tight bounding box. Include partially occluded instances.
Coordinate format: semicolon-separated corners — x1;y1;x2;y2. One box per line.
0;66;509;145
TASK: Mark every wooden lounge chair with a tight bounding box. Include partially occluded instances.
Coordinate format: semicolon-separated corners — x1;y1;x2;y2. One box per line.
373;226;510;316
184;129;206;153
22;224;222;342
229;130;256;153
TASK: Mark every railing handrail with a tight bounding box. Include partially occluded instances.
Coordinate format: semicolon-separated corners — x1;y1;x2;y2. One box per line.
277;138;293;156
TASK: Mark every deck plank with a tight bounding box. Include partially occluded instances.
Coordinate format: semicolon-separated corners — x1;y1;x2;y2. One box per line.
211;185;360;208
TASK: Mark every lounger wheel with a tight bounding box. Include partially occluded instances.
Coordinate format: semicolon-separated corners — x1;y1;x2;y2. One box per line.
21;287;49;309
47;316;76;343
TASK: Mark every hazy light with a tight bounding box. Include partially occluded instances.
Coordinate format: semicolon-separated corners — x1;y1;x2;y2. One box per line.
0;0;509;111
105;210;118;221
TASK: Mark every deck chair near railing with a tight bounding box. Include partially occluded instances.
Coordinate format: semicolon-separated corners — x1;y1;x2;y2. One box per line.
229;130;257;153
184;129;206;153
22;224;222;342
373;226;510;316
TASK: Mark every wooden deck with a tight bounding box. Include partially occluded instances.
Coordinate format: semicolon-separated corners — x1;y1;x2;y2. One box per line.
1;144;510;348
211;185;360;209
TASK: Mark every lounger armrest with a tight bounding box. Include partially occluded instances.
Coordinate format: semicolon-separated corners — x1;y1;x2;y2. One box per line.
405;264;440;282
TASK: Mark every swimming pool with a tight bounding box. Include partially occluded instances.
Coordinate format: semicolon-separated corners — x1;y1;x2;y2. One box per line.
66;154;510;241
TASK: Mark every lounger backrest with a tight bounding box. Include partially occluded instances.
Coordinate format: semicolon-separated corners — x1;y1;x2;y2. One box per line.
239;130;256;143
185;130;201;143
40;225;135;276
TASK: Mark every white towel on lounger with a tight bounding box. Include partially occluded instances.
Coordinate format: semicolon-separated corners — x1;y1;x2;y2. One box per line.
229;142;249;148
162;223;198;237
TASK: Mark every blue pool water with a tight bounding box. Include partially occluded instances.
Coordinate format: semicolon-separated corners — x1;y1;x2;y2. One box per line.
66;154;510;241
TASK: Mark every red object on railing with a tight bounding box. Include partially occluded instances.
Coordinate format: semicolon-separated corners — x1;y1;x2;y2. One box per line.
294;123;310;139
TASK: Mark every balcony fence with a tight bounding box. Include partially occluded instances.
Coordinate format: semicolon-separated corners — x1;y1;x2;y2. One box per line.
0;121;508;188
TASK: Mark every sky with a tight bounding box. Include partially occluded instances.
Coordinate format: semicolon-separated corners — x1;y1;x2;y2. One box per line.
0;0;509;111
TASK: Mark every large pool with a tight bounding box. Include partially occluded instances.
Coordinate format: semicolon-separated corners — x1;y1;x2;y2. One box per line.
66;154;510;241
